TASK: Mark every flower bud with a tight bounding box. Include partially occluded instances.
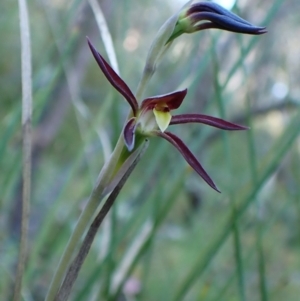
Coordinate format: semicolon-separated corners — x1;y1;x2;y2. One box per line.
167;1;266;43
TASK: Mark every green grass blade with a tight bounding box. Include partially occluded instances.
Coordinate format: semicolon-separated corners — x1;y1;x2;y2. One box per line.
173;108;300;301
212;36;246;301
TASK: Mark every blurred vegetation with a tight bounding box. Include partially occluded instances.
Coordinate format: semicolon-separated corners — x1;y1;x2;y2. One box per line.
1;0;300;300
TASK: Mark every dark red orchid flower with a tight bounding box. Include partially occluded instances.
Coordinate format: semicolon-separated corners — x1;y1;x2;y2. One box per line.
168;2;266;42
88;38;248;192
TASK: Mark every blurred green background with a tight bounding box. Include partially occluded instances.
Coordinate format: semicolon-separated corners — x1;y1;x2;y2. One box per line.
1;0;300;300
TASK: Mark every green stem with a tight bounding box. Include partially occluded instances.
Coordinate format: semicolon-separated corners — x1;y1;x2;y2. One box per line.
54;141;148;301
45;136;125;301
135;9;180;100
135;70;152;100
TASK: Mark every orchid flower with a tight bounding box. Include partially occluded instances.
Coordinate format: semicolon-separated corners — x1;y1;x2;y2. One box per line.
88;38;249;192
168;1;267;43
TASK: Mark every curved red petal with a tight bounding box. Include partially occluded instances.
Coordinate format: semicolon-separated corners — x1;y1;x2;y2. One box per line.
156;131;220;192
170;114;249;130
141;89;187;111
123;117;137;151
87;38;138;115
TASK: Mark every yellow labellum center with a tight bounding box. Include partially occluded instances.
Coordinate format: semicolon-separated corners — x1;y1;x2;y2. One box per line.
153;105;171;132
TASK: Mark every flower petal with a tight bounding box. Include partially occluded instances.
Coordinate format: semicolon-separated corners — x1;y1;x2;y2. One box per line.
168;2;266;42
87;38;139;115
188;2;255;27
191;12;266;35
153;109;172;132
123;117;137;151
187;2;266;35
170;114;249;130
141;89;187;111
155;131;220;192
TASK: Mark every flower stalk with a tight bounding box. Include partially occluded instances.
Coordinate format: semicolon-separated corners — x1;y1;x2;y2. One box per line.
53;141;149;301
45;138;123;301
46;2;267;300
